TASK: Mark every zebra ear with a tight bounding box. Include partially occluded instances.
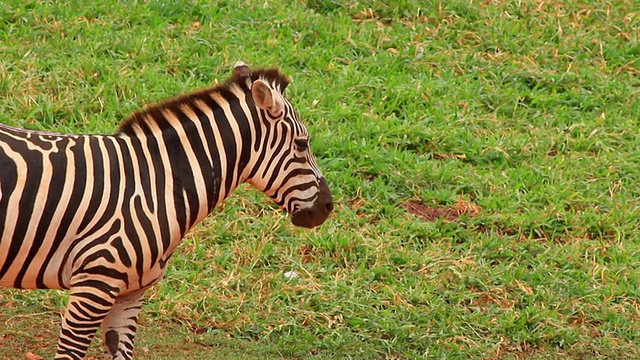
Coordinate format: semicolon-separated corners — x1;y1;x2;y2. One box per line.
233;61;252;89
233;61;251;78
252;79;284;116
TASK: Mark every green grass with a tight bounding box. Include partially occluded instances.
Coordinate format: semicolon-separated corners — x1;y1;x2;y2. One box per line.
1;0;639;358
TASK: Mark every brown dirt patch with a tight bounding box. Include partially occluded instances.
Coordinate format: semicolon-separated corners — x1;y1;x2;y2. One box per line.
401;199;481;222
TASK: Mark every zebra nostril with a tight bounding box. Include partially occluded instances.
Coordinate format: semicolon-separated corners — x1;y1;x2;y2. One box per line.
325;201;334;213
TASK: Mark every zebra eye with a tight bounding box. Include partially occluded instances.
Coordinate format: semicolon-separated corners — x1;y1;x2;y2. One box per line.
295;138;309;151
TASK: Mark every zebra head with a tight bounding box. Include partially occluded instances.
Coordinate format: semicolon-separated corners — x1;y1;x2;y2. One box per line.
235;62;333;229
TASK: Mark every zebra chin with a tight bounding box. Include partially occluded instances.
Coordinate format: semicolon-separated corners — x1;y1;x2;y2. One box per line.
290;177;333;229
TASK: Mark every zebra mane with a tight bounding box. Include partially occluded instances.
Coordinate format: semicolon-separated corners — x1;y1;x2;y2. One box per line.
117;67;291;135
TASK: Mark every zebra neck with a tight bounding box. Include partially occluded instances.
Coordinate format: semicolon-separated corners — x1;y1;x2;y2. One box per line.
115;90;256;235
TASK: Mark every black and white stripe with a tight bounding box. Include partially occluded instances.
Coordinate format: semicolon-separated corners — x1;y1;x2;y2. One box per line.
0;62;332;359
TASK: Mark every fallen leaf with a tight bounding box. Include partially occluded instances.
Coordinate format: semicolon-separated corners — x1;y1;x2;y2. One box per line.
26;352;44;360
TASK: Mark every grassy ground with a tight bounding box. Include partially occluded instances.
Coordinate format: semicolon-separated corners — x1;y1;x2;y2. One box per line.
1;0;639;359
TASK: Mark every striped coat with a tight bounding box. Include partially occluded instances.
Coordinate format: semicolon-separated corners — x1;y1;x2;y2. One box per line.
0;62;332;359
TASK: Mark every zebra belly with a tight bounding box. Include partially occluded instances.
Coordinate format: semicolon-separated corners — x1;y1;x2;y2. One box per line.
0;195;73;289
0;263;66;290
0;236;69;289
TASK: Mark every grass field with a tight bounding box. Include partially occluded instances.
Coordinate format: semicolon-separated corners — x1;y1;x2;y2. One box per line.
1;0;639;359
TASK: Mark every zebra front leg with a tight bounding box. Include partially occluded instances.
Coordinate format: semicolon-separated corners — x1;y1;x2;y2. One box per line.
55;284;118;360
101;289;146;360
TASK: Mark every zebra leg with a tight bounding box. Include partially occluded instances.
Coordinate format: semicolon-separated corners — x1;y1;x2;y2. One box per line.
54;286;118;360
101;289;146;360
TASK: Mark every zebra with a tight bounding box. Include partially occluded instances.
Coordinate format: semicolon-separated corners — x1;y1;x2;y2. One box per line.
0;62;333;359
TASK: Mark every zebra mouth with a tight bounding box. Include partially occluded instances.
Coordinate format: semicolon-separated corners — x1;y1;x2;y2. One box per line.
291;207;330;229
290;178;333;229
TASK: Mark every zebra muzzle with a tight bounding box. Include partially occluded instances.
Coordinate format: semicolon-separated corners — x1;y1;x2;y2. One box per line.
291;177;333;229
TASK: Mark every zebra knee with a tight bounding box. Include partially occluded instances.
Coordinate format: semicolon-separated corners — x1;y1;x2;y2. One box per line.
105;329;119;357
